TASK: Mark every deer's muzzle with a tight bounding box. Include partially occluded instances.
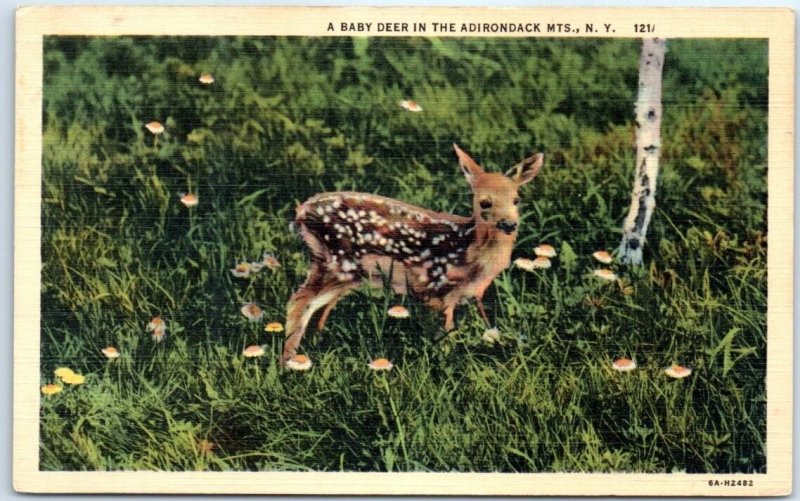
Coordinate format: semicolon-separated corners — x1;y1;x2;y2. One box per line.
496;220;517;234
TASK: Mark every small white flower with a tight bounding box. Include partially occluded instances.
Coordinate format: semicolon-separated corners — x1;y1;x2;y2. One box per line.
482;327;501;344
262;253;281;270
230;262;251;278
146;316;167;342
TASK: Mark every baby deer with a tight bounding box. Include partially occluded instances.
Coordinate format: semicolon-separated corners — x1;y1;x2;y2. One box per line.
282;144;543;365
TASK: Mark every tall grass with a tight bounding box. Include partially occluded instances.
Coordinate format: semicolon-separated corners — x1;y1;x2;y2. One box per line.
40;37;767;472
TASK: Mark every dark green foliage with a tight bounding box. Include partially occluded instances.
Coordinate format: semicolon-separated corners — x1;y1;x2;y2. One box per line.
40;36;766;473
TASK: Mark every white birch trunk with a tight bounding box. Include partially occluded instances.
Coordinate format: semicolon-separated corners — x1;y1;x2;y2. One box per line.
618;38;666;264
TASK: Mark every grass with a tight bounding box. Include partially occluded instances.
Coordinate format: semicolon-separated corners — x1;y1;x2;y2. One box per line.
40;36;767;472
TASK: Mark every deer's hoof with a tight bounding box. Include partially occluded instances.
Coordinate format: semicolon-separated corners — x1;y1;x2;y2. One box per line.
279;354;294;368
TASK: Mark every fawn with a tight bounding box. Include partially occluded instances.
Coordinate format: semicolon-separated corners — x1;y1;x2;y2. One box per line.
282;144;543;365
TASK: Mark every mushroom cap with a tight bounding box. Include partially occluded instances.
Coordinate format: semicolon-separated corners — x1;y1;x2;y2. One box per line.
532;256;552;269
61;373;86;385
514;257;536;271
593;268;618;281
242;345;265;358
41;384;63;395
664;364;692;378
399;99;423;112
145;121;165;134
387;305;410;318
592;250;613;264
54;367;75;379
534;244;557;258
180;193;199;207
265;322;284;333
240;303;264;321
368;358;394;370
101;346;121;359
612;357;637;371
147;316;165;331
198;72;215;84
286;354;313;371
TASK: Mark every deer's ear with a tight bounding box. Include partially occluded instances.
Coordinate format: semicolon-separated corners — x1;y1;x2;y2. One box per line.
506;152;544;186
454;144;484;186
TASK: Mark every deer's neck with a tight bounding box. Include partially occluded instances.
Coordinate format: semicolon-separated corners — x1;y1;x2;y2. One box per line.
466;220;516;271
469;219;516;249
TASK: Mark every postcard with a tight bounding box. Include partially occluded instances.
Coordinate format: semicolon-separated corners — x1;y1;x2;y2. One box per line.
14;6;793;495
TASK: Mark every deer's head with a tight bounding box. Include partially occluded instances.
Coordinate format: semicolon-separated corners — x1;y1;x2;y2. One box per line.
454;144;543;235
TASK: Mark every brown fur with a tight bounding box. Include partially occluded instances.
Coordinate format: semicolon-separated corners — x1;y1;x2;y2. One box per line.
281;144;543;365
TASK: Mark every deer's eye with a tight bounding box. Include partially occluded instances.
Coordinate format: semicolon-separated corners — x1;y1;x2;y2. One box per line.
513;198;520;206
479;200;492;210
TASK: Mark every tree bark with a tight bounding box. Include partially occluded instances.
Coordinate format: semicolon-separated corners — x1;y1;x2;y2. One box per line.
619;38;666;264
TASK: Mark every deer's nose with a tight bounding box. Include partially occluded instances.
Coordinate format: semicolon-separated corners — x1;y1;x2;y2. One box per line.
497;220;517;234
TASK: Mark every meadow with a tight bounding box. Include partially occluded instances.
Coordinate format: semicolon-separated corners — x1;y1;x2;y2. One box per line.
40;36;767;472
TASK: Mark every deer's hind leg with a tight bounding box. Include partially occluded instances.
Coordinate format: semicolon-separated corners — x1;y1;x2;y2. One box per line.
316;289;350;332
282;262;359;365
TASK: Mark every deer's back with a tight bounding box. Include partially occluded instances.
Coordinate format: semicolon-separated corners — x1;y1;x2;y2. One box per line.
296;192;477;295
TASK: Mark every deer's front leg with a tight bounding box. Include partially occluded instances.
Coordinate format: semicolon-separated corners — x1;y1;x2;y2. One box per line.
476;295;492;327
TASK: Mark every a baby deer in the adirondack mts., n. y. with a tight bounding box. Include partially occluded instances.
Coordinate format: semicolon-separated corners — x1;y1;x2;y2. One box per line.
282;144;544;365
